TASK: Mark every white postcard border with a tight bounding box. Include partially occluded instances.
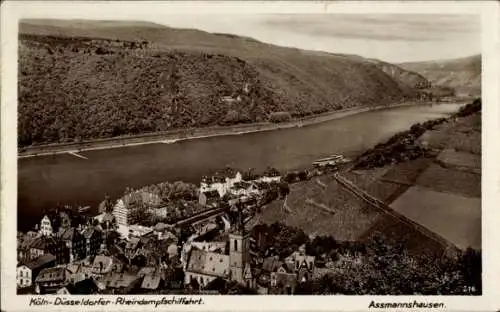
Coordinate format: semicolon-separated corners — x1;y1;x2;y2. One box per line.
2;1;499;311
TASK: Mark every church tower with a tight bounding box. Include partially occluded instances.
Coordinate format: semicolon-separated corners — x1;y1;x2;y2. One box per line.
229;201;251;284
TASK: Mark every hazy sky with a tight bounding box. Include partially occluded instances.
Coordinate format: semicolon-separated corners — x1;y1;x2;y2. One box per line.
146;14;481;63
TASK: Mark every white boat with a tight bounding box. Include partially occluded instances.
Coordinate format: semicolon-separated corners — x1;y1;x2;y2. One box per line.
312;155;350;167
163;139;179;144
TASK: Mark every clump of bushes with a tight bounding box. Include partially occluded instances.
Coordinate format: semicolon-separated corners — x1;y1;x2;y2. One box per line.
268;111;292;123
354;117;448;169
454;98;481;118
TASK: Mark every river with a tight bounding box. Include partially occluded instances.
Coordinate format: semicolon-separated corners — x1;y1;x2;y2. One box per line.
18;103;464;231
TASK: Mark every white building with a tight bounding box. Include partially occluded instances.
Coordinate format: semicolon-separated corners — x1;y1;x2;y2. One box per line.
39;215;55;237
117;224;153;240
255;176;281;183
200;172;243;198
112;191;162;227
128;224;153;238
17;265;32;288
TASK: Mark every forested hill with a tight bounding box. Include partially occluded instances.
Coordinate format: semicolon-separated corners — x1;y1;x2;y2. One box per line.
18;20;430;147
400;55;481;97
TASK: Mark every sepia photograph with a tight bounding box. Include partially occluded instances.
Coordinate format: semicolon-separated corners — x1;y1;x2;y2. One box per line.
2;1;499;311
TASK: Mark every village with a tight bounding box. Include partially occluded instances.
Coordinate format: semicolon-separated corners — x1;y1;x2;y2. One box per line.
16;161;348;295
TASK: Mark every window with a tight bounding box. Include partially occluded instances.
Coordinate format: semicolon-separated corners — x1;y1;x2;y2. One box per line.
234;239;238;251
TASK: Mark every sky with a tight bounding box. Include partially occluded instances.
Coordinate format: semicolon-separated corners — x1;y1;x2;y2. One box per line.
146;14;481;63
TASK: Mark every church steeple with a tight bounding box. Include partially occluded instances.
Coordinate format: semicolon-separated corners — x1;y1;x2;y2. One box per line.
229;199;250;284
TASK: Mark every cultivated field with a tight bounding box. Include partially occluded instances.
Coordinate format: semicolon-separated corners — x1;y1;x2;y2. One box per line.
436;149;481;174
343;170;405;204
422;113;481;155
358;212;448;257
380;158;433;185
259;176;381;241
390;185;481;250
416;163;481;198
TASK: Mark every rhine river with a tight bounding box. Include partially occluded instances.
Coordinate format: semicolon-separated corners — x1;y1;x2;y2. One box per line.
18;103;464;231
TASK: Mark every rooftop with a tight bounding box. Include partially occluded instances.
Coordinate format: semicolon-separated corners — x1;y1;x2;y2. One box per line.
21;253;56;270
186;249;229;278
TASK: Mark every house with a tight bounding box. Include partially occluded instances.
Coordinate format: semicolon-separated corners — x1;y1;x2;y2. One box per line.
94;212;116;231
229;181;261;198
18;235;36;262
65;262;94;284
17;264;32;289
155;227;177;242
255;176;281;183
167;244;179;259
17;254;56;288
151;206;168;219
284;245;315;282
35;266;71;294
198;189;220;207
141;271;164;291
191;241;227;254
29;235;70;264
270;270;297;294
200;172;243;198
184;249;230;289
128;224;153;239
220;95;242;104
39;214;62;237
81;227;103;257
256;273;271;294
56;278;99;295
191;221;219;238
57;227;86;262
261;256;282;273
113;190;162;227
98;271;142;294
92;255;123;276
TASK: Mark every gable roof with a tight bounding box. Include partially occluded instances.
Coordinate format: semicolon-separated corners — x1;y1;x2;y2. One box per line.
262;257;282;272
137;266;156;277
82;227;101;239
126;237;140;250
186;249;229;278
141;273;162;290
272;271;297;288
92;255;115;274
29;235;62;250
102;271;140;289
58;227;83;241
36;266;68;283
65;263;82;275
24;253;56;270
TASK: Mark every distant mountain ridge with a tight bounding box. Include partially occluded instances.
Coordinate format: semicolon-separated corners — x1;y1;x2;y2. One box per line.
399;55;481;97
18;19;431;146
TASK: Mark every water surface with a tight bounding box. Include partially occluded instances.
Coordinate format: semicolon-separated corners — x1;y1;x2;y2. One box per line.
18;103;463;231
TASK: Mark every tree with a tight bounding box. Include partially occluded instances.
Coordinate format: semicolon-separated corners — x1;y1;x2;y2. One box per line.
242;168;259;181
277;182;290;199
263;167;281;177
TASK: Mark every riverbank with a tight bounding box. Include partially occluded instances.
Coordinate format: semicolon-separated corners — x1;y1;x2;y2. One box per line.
18;103;465;232
19;101;447;158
